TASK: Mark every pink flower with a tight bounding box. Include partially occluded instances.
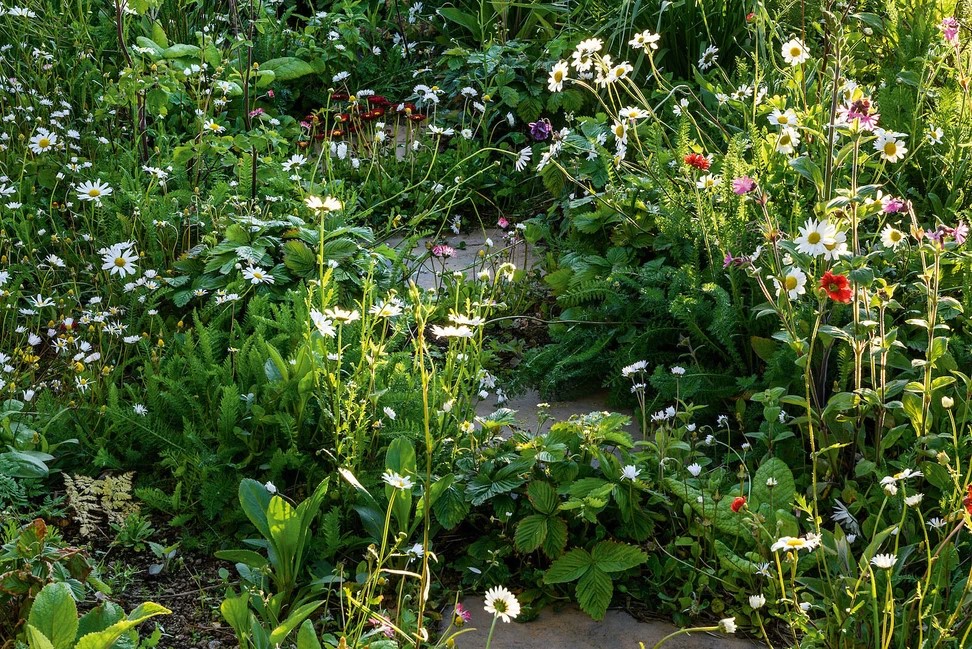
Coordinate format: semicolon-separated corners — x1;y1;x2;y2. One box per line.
248;108;265;119
497;216;510;229
731;176;755;195
882;197;907;213
455;603;472;625
267;89;275;98
431;244;456;258
942;17;960;43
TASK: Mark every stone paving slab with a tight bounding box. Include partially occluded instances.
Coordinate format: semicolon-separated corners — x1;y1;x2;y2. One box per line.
475;388;635;435
388;228;532;290
447;597;762;649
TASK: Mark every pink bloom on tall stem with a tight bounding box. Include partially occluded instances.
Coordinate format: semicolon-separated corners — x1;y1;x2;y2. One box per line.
731;176;756;195
497;216;510;229
942;17;960;43
882;197;907;213
431;244;456;258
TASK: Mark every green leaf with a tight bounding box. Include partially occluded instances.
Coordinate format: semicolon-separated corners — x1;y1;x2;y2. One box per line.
220;591;251;636
26;625;55;649
27;583;78;649
213;549;269;569
590;540;647;573
544;548;592;584
269;601;323;645
751;458;796;510
75;602;170;649
542;517;568;559
527;481;558;515
514;514;548;553
261;57;316;81
436;7;482;40
575;568;613;620
162;44;201;59
297;620;322;649
239;478;273;539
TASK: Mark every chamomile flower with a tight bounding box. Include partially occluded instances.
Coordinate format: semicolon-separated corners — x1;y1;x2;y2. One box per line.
781;38;810;66
870;553;897;570
875;133;907;163
794;218;837;257
29;128;57;154
768;108;799;128
203;119;225;134
698;45;719;71
76;179;112;203
881;225;905;249
243;266;274;285
621;464;641;481
547;60;569;92
305;195;343;212
628;30;660;52
382;470;414;490
483;586;520;623
774;267;808;300
100;242;138;278
775;126;801;154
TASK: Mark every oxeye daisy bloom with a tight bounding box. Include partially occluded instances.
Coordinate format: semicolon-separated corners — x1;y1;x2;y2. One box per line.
619;106;649;121
820;270;852;303
698;44;719;71
29;128;57;154
927;126;944;145
100;242;138;278
875;134;907;162
775;126;801;154
794;218;837;256
822;230;850;261
781;38;810;66
310;309;336;337
771;535;818;553
430;324;474;339
243;265;274;285
749;594;766;609
324;306;361;323
514;147;532;172
606;61;633;83
547;60;569;92
611;120;628;144
718;618;737;634
381;470;413;490
696;174;720;190
483;585;520;623
621;464;641;481
870;553;897;570
203;119;225;134
774;266;808;300
305;195;343;213
768;108;799;128
628;29;660;52
76;179;112;203
881;225;905;249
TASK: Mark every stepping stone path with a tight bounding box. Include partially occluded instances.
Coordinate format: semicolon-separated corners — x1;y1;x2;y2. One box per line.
449;597;763;649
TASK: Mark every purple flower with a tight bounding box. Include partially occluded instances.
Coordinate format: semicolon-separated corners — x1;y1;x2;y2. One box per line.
731;176;756;195
723;252;752;268
942;17;960;43
954;220;968;245
529;118;552;141
882;197;907;214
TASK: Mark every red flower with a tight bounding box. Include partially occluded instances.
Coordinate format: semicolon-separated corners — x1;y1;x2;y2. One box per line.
820;270;852;303
964;485;972;514
684;152;711;171
731;496;746;513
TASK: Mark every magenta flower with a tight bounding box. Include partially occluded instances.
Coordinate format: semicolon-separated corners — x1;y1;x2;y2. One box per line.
497;216;510;229
431;244;456;258
954;220;969;245
942;17;960;43
455;603;472;624
882;197;907;213
731;176;756;195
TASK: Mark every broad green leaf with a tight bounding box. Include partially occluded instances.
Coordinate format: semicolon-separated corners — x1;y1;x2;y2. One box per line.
75;602;170;649
544;548;591;584
261;57;316;81
751;458;796;510
269;601;323;645
590;541;647;573
27;583;77;649
239;478;273;539
220;591;251;636
297;619;322;649
514;514;547;553
26;625;55;649
213;549;268;569
575;568;613;620
527;481;558;515
542;517;568;559
162;44;201;59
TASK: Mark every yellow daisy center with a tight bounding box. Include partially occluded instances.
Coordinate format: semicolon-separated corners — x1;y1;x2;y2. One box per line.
884;141;897;156
785;538;805;548
88;188;100;197
790;46;802;58
39;137;50;148
114;257;127;267
807;231;821;244
778;115;789;124
785;275;798;290
890;230;902;242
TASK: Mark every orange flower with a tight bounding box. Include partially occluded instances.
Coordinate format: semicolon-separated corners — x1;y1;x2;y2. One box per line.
684;152;710;171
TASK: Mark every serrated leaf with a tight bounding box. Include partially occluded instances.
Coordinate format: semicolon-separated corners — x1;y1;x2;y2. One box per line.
27;583;78;649
544;548;591;583
575;568;613;620
590;540;647;573
514;514;548;553
542;517;568;559
527;481;558;515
